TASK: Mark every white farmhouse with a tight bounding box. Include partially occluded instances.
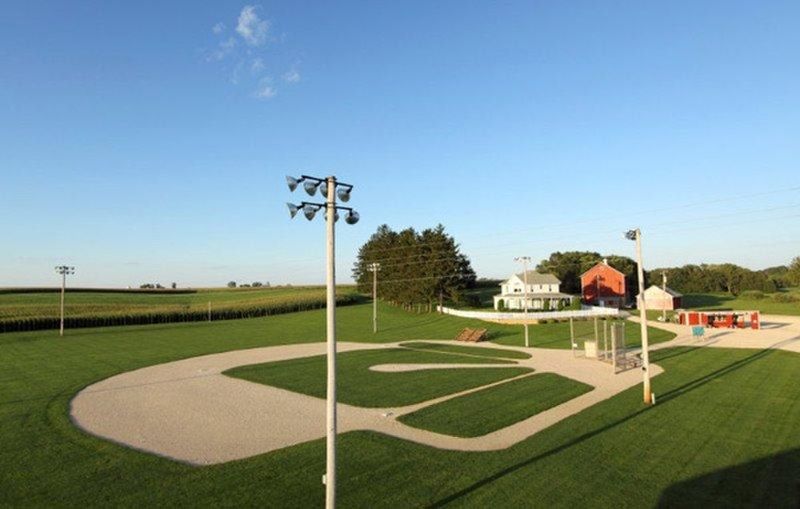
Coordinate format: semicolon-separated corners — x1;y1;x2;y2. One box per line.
493;271;575;311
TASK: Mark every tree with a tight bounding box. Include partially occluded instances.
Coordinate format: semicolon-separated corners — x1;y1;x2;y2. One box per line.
171;282;177;289
788;257;800;286
535;251;640;295
252;281;263;287
227;281;237;288
353;224;476;310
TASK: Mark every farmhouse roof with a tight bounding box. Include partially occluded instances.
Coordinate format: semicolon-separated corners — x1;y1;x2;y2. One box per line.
508;271;561;285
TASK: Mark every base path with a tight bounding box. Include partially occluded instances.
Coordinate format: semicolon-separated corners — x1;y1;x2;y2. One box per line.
71;341;662;466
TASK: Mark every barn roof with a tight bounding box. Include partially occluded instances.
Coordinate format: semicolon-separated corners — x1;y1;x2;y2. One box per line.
580;260;625;278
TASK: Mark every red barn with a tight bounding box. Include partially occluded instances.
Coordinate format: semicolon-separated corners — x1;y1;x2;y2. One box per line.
581;259;626;308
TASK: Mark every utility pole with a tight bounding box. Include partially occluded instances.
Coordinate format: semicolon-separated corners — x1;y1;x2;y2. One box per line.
662;271;668;323
514;256;531;347
324;176;337;509
286;174;359;509
367;262;381;333
626;228;652;405
54;266;75;337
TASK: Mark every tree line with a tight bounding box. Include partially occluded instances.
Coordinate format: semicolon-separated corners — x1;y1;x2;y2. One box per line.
650;257;800;296
352;224;476;311
534;251;800;297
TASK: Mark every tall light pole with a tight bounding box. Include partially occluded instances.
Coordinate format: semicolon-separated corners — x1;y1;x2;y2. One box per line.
662;271;668;323
514;256;531;347
367;262;381;333
625;228;652;405
54;265;75;337
286;174;359;509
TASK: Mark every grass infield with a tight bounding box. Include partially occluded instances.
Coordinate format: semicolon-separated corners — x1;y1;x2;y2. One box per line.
225;348;529;407
398;373;593;437
399;341;532;359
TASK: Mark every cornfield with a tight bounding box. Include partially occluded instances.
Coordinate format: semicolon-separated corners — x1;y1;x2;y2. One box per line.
0;287;362;333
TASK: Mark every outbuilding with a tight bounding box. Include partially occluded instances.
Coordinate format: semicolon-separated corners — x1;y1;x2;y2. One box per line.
640;285;683;310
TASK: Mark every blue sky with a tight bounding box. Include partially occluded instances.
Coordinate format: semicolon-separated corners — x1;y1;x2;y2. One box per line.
2;1;799;287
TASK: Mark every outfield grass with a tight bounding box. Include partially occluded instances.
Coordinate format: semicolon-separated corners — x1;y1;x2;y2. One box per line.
490;318;676;350
226;348;528;407
683;291;800;316
398;373;593;437
399;341;532;359
1;303;797;507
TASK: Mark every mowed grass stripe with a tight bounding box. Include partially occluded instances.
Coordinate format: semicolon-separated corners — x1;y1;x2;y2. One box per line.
399;341;531;360
399;373;593;437
225;348;529;408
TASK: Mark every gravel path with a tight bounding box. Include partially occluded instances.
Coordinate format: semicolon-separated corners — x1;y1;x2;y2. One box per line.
629;314;800;353
71;339;660;465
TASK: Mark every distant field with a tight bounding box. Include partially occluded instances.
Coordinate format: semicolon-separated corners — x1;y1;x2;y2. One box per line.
0;286;360;332
682;289;800;316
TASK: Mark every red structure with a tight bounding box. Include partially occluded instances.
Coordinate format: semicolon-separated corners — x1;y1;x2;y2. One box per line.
677;310;761;330
581;259;626;308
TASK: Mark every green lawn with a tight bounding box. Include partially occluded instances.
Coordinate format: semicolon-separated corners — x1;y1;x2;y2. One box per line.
399;341;532;359
491;318;676;350
226;348;528;407
1;302;798;507
399;373;593;437
683;291;800;316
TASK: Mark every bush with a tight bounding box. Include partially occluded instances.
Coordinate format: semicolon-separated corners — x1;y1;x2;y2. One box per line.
740;290;766;300
497;299;505;311
772;293;800;303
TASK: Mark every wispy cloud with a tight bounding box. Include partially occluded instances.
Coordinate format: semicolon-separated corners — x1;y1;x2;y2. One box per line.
254;78;277;99
251;58;265;74
236;5;269;46
206;5;296;100
282;67;301;83
206;36;236;62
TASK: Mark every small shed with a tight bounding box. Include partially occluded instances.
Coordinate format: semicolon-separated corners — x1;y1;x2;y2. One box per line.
640;285;682;310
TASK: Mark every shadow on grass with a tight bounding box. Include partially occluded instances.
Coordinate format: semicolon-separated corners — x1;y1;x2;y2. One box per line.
656;448;800;507
428;347;776;508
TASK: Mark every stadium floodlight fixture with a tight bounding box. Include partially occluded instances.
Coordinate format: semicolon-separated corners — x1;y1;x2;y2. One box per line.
625;227;652;405
324;209;340;222
55;265;75;337
344;210;359;225
337;185;352;203
283;174;360;509
303;203;321;220
286;175;301;192
304;179;321;196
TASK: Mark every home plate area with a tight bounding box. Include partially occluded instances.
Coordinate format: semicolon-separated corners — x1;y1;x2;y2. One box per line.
70;340;661;465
